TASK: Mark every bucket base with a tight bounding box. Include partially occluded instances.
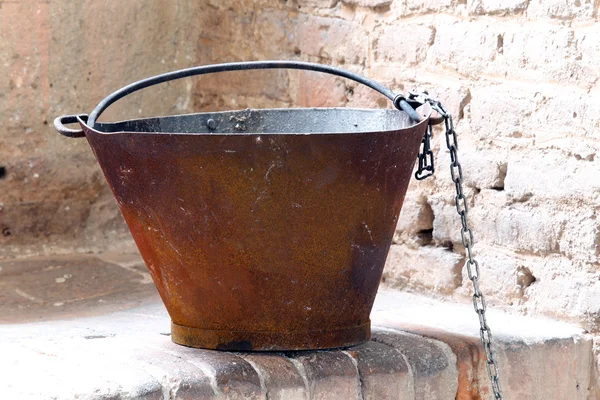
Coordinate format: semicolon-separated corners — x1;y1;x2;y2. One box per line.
170;321;371;351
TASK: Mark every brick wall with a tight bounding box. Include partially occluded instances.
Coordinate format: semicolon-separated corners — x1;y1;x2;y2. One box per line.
194;0;600;337
3;0;599;334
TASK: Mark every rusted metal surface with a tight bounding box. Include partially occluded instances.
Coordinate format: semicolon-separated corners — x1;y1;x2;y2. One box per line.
69;107;429;351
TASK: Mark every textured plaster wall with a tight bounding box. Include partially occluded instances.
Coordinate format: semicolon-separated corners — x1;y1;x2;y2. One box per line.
0;1;208;256
183;0;600;337
3;0;600;337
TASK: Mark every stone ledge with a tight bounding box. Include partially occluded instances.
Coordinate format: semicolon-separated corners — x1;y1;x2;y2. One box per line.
0;290;593;399
372;292;596;399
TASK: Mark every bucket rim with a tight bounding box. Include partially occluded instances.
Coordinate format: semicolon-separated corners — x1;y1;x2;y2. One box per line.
80;105;432;137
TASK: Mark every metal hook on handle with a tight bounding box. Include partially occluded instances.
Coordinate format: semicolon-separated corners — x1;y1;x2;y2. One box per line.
393;94;425;123
84;61;424;127
54;114;88;138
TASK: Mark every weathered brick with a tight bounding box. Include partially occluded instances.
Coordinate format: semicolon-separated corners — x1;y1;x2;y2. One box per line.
575;25;600;67
383;244;464;294
427;192;464;247
531;90;600;140
423;84;472;122
344;341;413;399
288;351;361;399
251;10;298;59
465;84;538;142
466;82;597;145
192;92;293;113
342;0;392;8
289;70;349;107
126;347;216;398
428;18;501;79
194;69;291;102
372;329;458;399
428;181;600;265
373;23;435;65
526;0;597;20
468;0;529;16
203;0;292;10
195;8;254;43
344;82;392;108
297;0;340;8
457;249;600;333
558;208;600;264
163;343;265;398
496;24;592;87
459;148;507;191
467;190;564;255
458;249;529;302
372;291;595;400
192;7;271;65
395;191;435;239
296;15;368;65
429;19;592;87
504;150;600;200
403;0;454;14
241;354;308;400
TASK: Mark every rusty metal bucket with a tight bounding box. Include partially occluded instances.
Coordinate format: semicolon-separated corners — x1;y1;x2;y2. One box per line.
55;61;432;351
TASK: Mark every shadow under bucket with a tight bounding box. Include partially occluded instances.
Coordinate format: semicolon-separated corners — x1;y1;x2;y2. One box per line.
55;61;432;351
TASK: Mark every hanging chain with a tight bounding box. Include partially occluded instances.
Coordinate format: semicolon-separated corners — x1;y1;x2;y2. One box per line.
408;93;504;399
415;124;435;180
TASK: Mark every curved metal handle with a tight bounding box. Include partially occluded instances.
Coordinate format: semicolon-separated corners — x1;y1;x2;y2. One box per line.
54;114;88;138
87;61;422;127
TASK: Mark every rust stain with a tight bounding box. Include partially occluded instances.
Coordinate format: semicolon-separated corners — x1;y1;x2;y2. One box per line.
385;321;484;399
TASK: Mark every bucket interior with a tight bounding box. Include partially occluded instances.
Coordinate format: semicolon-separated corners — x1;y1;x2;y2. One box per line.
93;108;416;135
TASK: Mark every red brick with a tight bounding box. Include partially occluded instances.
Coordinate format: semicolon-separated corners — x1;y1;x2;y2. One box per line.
241;354;309;399
288;351;361;399
345;341;413;399
372;329;458;399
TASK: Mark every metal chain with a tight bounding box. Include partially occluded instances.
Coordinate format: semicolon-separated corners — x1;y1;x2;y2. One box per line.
415;124;435;180
412;94;504;399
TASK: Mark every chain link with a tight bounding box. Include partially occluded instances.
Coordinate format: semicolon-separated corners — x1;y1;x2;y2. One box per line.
412;94;504;399
415;124;435;180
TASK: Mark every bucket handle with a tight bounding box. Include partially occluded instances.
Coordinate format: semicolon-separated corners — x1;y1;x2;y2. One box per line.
54;114;88;138
58;61;423;137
